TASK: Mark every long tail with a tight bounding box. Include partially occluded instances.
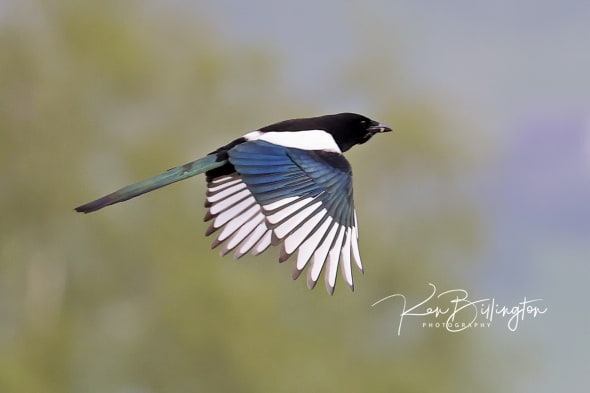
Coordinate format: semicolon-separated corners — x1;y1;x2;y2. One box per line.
75;154;225;213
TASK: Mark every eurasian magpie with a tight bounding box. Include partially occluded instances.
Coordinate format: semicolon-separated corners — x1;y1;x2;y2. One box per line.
76;113;392;294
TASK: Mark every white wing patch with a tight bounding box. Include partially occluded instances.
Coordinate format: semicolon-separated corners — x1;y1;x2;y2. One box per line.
204;174;362;294
243;130;341;153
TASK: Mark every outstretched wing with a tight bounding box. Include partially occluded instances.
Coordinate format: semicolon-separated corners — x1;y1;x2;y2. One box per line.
204;140;362;294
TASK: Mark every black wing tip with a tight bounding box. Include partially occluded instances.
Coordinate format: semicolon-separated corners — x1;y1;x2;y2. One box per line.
279;247;292;263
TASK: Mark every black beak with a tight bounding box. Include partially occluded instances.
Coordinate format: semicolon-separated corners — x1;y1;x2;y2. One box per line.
367;122;392;134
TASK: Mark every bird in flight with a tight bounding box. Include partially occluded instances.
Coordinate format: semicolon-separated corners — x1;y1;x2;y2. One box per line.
76;113;392;294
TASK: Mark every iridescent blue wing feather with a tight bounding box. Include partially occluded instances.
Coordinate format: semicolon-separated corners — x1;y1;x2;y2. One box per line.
203;140;362;293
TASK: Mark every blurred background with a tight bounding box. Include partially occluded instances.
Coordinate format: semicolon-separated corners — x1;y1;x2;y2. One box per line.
1;0;588;392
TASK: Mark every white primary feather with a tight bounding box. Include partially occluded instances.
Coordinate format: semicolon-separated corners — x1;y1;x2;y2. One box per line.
340;228;354;288
266;197;314;225
216;204;259;242
351;225;363;272
262;196;299;212
208;176;241;192
273;200;322;239
212;195;256;229
296;217;333;271
207;182;247;204
235;220;269;257
210;175;234;184
209;189;251;215
308;224;339;287
283;208;327;255
325;226;345;291
223;209;264;251
252;231;272;255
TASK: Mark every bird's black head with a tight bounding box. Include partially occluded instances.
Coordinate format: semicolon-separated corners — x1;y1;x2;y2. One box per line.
320;113;392;152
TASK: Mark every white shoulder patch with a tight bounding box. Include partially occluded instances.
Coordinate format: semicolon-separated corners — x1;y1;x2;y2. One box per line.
243;130;341;153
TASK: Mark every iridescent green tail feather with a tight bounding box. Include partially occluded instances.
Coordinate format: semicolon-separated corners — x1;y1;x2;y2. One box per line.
75;154;224;213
